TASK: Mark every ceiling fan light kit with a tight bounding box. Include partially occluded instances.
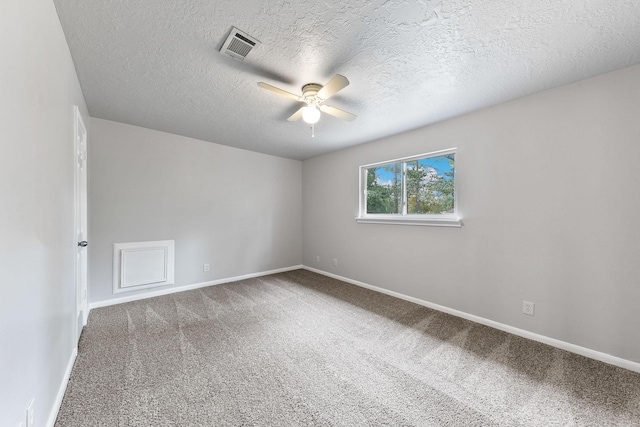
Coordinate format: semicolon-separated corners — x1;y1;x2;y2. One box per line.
302;106;321;124
258;74;357;132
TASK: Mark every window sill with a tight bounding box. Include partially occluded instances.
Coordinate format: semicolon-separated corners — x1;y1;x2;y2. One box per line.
355;216;463;228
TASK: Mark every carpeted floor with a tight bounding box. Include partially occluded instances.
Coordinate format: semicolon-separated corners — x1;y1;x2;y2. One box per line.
56;269;640;426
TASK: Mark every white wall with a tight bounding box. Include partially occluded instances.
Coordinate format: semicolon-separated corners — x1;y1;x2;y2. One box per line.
0;1;89;426
89;118;302;303
302;64;640;363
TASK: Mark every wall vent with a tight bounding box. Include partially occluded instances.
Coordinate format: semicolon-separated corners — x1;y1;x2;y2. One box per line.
220;27;260;60
113;240;175;294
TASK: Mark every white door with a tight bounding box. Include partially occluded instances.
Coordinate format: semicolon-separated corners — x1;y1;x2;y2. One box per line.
74;105;88;344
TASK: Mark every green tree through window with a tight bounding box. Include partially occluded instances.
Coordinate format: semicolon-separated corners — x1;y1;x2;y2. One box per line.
364;152;455;216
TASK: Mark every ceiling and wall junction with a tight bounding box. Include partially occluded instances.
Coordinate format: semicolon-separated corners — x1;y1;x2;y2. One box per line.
53;0;640;160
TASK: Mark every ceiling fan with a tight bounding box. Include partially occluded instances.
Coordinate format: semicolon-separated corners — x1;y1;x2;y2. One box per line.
257;74;357;125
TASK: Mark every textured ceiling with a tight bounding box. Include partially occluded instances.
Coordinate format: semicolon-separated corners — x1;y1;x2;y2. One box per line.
54;0;640;160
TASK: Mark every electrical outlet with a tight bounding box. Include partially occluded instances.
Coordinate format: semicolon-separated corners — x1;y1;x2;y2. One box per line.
203;264;210;272
316;255;320;263
333;258;338;267
26;399;34;427
523;301;535;316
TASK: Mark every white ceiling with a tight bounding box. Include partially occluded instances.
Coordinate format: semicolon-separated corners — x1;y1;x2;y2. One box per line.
54;0;640;160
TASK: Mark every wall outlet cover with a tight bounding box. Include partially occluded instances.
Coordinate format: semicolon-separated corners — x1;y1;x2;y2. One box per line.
523;301;535;316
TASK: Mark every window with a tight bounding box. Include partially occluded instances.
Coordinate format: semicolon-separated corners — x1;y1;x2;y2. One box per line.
356;148;461;227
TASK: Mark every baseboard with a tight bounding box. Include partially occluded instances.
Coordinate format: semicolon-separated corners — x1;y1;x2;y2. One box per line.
89;265;304;310
302;266;640;374
46;346;77;427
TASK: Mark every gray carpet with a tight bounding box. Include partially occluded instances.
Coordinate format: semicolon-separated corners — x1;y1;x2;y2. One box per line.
56;269;640;426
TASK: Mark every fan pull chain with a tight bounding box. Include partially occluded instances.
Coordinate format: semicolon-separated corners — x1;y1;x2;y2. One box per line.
311;124;315;138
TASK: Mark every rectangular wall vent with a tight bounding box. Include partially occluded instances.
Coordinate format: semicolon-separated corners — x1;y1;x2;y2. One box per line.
220;27;260;60
113;240;175;294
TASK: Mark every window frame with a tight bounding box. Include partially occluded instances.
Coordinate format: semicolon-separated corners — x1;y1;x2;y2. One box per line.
356;148;462;227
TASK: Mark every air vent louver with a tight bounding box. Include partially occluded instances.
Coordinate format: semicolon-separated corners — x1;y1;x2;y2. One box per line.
220;27;260;60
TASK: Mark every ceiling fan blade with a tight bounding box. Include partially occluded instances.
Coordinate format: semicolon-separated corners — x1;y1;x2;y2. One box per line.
287;107;305;121
317;74;349;100
319;104;357;121
257;82;303;102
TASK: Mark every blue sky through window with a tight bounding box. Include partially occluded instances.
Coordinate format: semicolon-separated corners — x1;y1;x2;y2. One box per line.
374;155;453;185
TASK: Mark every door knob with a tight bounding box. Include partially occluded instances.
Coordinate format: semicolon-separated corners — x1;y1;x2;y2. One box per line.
78;241;88;247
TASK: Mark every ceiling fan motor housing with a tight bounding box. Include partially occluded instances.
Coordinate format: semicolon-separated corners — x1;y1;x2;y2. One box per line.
302;83;323;104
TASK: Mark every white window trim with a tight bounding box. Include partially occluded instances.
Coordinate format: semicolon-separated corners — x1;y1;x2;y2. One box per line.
356;148;462;227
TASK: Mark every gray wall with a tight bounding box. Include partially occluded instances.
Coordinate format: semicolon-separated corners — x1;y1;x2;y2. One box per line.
89;118;302;303
0;0;89;425
302;64;640;363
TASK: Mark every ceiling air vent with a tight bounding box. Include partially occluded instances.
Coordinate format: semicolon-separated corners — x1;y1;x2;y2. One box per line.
220;27;260;60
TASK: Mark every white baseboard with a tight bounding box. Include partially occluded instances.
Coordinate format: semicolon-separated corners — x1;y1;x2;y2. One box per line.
89;265;303;310
302;266;640;374
46;347;77;427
